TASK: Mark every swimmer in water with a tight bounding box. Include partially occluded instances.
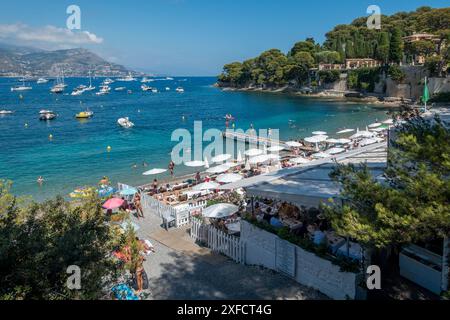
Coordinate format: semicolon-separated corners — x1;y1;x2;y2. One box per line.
37;176;44;185
132;163;138;169
143;161;148;167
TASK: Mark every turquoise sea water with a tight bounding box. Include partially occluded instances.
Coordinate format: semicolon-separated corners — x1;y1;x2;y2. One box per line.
0;77;389;201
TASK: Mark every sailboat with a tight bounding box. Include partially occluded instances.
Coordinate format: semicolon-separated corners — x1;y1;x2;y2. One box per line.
51;71;66;94
11;77;32;92
84;71;96;91
37;78;49;84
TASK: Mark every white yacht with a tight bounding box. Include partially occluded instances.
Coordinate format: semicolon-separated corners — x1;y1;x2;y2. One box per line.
141;84;152;91
165;87;171;91
37;78;49;84
84;71;96;91
166;77;174;80
176;87;185;93
96;85;111;95
103;78;114;85
117;73;137;82
0;110;14;115
151;88;158;93
115;87;126;91
51;72;66;93
11;79;32;92
118;117;135;128
141;77;153;83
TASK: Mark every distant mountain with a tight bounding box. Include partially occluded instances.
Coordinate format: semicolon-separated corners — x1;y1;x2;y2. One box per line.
0;44;134;77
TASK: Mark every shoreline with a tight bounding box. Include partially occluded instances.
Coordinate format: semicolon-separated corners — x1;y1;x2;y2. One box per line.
217;85;407;108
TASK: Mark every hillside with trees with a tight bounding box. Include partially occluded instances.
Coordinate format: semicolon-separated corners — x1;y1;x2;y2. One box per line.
218;7;450;94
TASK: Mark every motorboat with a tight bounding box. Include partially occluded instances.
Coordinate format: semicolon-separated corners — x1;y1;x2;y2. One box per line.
117;73;137;82
39;109;53;114
141;77;153;83
103;78;114;85
166;77;174;80
75;110;94;119
176;87;185;93
96;85;111;95
165;87;171;91
141;84;152;91
37;78;49;84
39;112;57;121
71;88;84;96
151;88;158;93
117;117;135;128
0;110;14;115
115;87;126;91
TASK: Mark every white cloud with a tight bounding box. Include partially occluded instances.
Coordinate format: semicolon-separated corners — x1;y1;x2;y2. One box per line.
0;23;104;47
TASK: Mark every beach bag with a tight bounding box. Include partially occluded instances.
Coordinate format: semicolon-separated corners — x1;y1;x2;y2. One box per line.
131;270;149;290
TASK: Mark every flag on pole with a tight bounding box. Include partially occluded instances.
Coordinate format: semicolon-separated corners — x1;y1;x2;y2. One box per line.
423;77;430;111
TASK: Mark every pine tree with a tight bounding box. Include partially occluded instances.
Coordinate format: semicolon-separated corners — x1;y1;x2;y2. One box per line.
389;27;404;63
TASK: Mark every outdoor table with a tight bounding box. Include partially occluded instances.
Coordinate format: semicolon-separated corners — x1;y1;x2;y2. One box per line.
325;231;346;253
281;218;303;231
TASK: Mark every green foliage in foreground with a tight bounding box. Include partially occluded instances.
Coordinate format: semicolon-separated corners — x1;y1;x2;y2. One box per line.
0;183;124;300
324;116;450;249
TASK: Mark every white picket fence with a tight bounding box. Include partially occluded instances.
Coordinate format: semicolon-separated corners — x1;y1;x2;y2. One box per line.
190;219;246;264
140;193;207;229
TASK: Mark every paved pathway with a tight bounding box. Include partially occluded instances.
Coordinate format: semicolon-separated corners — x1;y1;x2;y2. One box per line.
132;212;327;300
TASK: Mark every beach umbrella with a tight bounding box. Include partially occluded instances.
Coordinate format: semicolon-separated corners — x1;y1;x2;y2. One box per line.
312;131;327;136
244;160;251;171
383;119;394;125
237;151;243;163
312;152;331;159
326;147;346;155
285;141;302;148
326;138;340;144
368;123;382;128
193;181;220;191
249;154;271;165
267;145;285;152
267;154;281;161
216;173;243;184
290;157;311;164
143;168;167;176
245;148;263;157
204;157;210;169
304;135;328;143
337;129;355;134
119;187;138;196
185;160;205;167
212;154;232;163
350;129;373;139
206;164;231;174
103;198;124;210
336;139;352;145
202;203;239;219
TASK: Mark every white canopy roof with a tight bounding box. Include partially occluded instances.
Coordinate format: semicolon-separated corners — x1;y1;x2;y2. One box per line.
337;129;355;134
245;148;264;157
304;135;328;143
285;141;302;148
312;131;327;135
216;173;243;184
184;160;205;167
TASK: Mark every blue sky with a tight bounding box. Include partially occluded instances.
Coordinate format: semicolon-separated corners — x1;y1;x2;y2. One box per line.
0;0;448;75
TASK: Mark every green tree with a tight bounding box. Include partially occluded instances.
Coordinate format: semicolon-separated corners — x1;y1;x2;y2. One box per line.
375;32;390;63
0;182;122;300
315;51;341;64
388;64;406;82
324;116;450;250
289;41;316;56
389;27;404;63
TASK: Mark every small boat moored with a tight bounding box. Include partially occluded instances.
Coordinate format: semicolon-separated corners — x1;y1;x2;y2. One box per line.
0;110;14;115
117;117;135;128
75;110;94;119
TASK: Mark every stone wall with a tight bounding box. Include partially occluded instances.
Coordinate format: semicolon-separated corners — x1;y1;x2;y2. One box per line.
241;221;358;300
